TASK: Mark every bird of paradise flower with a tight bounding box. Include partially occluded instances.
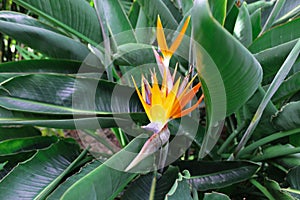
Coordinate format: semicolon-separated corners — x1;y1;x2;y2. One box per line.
126;16;204;171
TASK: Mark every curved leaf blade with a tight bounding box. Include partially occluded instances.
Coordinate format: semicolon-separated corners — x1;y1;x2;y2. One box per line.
0;140;81;200
55;136;147;200
122;166;179;200
176;161;260;191
137;0;179;29
272;71;300;103
0;74;142;115
192;0;262;116
249;17;300;53
233;2;252;47
13;0;102;44
0;126;41;141
0;59;95;74
192;0;262;157
95;0;137;46
272;101;300;130
0;136;58;155
0;12;90;60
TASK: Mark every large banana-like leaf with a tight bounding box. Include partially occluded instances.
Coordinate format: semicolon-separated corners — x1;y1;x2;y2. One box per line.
0;12;89;61
0;74;142;115
13;0;102;44
0;59;94;74
0;139;82;200
94;0;137;46
0;106;138;129
176;161;260;191
249;17;300;53
192;0;262;157
137;0;179;29
47;136;148;200
272;101;300;130
121;166;179;200
0;136;57;155
0;126;40;141
193;0;262;116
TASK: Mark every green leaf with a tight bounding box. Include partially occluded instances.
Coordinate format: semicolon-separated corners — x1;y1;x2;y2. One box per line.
249;178;276;200
47;159;103;199
192;0;262;116
235;39;300;155
0;161;7;171
0;12;90;61
233;2;252;47
238;128;300;158
282;188;300;200
274;0;300;25
272;101;300;130
176;161;260;191
250;8;262;40
209;0;227;26
192;0;262;157
161;0;183;23
260;0;286;34
203;192;231;200
120;0;133;15
247;0;274;15
0;74;142;115
226;0;235;15
0;59;96;74
165;171;193;200
113;43;154;66
252;144;300;162
249;17;300;53
0;139;82;199
128;1;140;28
0;126;41;141
13;0;102;44
53;136;148;200
275;153;300;169
237;86;277;139
224;4;239;33
0;136;58;155
0;151;36;179
0;11;61;33
272;72;300;103
287;166;300;189
137;0;179;29
265;179;294;200
173;0;193;15
0;106;141;130
135;8;155;44
94;0;137;46
254;40;299;85
122;166;179;200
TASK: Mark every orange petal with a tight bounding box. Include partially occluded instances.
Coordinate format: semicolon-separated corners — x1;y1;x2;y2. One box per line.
151;73;163;105
165;77;181;117
178;83;201;108
178;74;198;98
157;15;170;58
169;16;190;54
169;83;201;118
173;94;204;118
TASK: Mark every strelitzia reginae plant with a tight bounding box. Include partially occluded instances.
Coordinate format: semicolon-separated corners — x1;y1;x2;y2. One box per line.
126;16;204;171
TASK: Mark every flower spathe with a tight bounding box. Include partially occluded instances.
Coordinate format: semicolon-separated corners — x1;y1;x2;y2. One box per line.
132;15;204;134
125;16;204;171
